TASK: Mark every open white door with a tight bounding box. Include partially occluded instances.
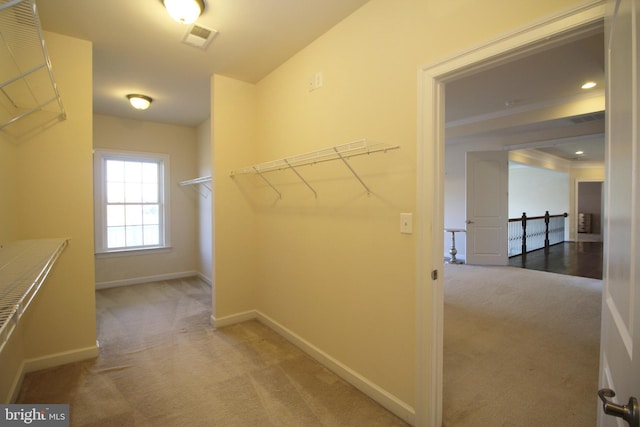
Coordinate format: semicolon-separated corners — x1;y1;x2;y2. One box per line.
465;151;509;265
598;1;640;426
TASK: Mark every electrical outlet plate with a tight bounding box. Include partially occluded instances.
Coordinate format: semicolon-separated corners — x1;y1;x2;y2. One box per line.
308;72;323;91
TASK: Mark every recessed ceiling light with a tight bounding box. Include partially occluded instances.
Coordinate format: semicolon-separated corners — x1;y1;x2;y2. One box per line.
575;150;584;155
581;81;597;89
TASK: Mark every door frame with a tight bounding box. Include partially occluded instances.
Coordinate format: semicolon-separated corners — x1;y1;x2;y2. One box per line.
415;2;606;425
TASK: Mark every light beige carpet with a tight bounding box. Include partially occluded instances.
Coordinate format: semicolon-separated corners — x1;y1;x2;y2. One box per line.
443;264;602;427
16;277;407;426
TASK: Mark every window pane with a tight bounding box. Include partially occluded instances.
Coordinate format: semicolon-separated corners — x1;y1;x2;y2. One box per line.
125;182;142;203
143;225;160;245
142;183;158;203
126;225;143;247
124;161;142;183
107;226;126;248
107;182;124;203
106;160;124;182
142;162;158;183
97;152;167;253
143;205;159;225
106;205;125;226
125;205;142;225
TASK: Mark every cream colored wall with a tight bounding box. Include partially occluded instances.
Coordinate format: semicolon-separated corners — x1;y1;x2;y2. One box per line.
0;32;96;401
251;2;418;406
93;114;199;286
196;120;213;283
212;0;590;418
0;135;17;245
211;75;259;320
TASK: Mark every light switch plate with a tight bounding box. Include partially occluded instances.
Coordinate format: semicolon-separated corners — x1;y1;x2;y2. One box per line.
400;213;413;234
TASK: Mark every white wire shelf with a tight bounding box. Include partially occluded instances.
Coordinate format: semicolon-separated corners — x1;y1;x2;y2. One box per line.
179;175;211;187
229;139;399;197
179;176;212;197
0;0;66;139
0;238;69;354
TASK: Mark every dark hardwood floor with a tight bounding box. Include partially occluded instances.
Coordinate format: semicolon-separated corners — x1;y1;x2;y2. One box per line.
508;241;603;279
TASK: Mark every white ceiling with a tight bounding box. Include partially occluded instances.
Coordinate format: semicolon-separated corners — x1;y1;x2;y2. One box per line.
445;30;605;163
35;0;371;126
34;1;605;163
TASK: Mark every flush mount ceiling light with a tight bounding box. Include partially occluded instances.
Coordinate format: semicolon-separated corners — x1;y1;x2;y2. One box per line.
127;94;153;110
163;0;205;24
575;150;585;155
581;81;597;89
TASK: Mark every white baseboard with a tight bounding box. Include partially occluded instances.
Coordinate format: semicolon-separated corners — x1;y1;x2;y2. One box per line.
210;310;256;329
197;272;212;286
210;309;415;425
95;271;199;290
8;342;99;403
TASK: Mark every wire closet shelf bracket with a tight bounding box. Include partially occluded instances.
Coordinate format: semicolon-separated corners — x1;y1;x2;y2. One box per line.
229;139;399;198
0;0;66;138
178;175;212;197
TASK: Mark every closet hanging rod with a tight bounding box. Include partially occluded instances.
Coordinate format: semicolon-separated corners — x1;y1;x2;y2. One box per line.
230;139;399;176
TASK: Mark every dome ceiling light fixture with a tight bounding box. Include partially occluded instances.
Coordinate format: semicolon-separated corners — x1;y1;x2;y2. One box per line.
163;0;205;25
581;81;597;89
127;94;153;110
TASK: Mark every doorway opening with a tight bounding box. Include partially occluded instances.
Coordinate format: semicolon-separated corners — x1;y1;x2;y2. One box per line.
415;4;606;426
577;180;604;241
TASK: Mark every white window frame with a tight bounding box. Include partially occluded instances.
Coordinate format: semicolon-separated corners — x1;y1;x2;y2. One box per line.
94;149;171;255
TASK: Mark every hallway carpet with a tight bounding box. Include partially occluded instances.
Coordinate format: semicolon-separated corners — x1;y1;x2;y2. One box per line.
16;277;407;426
444;264;602;426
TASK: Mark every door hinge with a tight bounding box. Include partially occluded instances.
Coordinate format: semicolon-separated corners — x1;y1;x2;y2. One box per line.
431;269;438;280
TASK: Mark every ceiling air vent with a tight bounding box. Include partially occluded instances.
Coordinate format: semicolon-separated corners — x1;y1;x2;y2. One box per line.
182;24;218;50
569;111;605;124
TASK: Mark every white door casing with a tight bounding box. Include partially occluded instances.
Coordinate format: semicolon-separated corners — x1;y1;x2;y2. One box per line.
598;0;640;425
417;3;607;426
465;151;509;266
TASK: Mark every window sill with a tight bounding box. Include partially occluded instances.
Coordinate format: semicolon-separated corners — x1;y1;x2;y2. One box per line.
95;246;172;259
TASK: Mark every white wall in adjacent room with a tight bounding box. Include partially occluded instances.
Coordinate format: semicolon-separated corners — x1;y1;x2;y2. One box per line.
508;162;570;219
